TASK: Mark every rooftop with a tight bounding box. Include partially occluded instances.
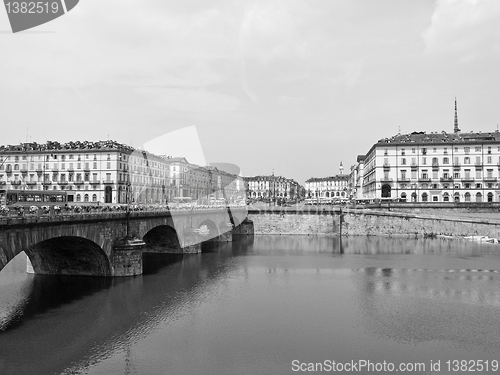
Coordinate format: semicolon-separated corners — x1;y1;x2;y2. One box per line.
376;130;500;146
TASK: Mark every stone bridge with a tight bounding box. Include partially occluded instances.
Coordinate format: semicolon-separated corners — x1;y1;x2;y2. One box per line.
0;208;253;277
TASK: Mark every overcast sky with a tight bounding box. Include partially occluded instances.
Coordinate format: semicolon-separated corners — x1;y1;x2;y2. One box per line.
1;0;500;183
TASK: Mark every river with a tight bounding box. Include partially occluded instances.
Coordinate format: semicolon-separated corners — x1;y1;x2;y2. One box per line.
1;235;499;374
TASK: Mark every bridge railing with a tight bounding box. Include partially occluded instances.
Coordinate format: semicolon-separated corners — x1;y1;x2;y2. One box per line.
0;202;247;220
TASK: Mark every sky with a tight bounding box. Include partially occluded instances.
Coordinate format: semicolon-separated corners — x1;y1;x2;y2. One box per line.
1;0;500;184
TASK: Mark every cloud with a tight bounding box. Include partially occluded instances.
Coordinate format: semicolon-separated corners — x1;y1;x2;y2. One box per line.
423;0;500;60
135;87;241;113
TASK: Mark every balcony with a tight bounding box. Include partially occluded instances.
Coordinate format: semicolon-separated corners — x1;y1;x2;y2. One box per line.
484;176;498;182
440;177;453;182
0;181;6;185
26;181;37;185
380;178;393;182
74;181;84;185
11;180;22;185
418;177;431;182
432;162;439;169
397;178;410;182
453;163;461;169
461;177;475;182
42;181;52;186
382;163;390;169
89;180;101;185
58;181;69;185
103;180;114;184
20;168;28;173
474;162;483;168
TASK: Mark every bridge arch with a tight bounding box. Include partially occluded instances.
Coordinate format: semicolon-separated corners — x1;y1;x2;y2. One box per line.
198;219;219;239
142;225;181;253
25;236;111;276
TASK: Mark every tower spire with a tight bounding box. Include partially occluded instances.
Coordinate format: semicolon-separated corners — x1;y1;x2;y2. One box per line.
454;97;460;133
339;161;344;175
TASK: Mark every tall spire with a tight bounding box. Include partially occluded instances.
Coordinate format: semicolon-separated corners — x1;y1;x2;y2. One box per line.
339;161;344;175
454;97;460;133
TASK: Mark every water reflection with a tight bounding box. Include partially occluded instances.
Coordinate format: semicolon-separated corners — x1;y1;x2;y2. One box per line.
0;235;499;375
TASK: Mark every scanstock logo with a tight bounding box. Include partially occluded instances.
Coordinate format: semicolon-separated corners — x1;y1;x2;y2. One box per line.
129;126;248;245
3;0;79;33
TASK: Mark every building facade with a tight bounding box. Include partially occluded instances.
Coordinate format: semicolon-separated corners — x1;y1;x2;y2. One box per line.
0;140;244;205
244;174;301;201
304;163;350;203
361;130;500;203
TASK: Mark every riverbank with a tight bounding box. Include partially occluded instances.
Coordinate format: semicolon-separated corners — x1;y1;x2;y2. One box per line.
246;208;500;240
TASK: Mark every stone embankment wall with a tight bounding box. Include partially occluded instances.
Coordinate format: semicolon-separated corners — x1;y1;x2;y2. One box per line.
248;209;500;238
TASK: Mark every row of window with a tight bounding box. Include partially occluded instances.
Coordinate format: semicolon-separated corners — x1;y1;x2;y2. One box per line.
399;192;494;203
384;146;499;155
385;156;500;166
394;170;497;179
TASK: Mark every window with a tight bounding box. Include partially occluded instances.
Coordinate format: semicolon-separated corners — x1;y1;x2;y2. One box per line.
401;170;406;179
422;157;427;165
92;194;97;202
464;147;470;154
401;158;406;165
487;156;492;163
443;157;449;164
93;162;97;169
443;193;450;202
384;149;388;156
107;162;111;169
465;192;471;202
487;147;491;154
454;172;460;179
476;183;482;189
412;148;416;154
422;148;427;155
476;170;481;179
422;192;428;202
475;147;481;152
444;147;448;154
433;196;438;201
401;149;405;155
84;194;89;202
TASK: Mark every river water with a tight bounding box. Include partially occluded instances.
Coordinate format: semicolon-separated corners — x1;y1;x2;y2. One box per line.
1;235;500;375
